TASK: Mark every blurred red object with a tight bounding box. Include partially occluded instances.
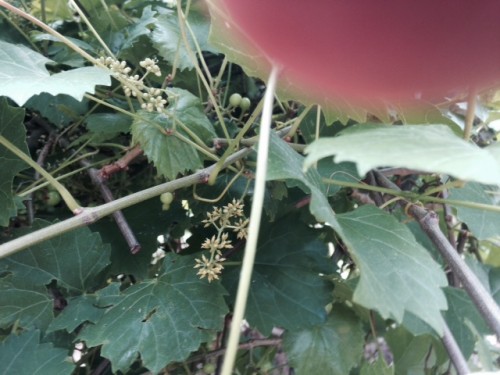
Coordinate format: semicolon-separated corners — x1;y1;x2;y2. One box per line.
218;1;500;105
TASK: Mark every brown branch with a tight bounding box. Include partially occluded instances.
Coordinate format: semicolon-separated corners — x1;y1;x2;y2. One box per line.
442;323;470;375
26;132;56;225
366;171;384;206
56;134;141;254
99;145;143;180
86;164;141;254
30;116;141;253
374;171;500;338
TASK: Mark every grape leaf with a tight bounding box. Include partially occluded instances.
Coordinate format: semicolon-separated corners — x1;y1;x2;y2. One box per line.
284;304;364;375
223;216;335;334
385;327;447;374
120;6;157;52
0;220;111;293
131;88;215;179
166;88;217;141
26;93;88;128
449;182;500;240
304;124;500;185
490;267;500;306
85;113;132;134
361;357;395;375
0;330;74;375
47;294;105;334
0;220;110;331
78;254;228;374
151;7;218;71
443;287;489;358
266;133;341;231
30;0;74;21
0;280;53;331
0;98;29;226
0;40;111;106
336;205;448;334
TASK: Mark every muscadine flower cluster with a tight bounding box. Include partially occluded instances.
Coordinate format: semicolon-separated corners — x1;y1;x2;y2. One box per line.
194;199;249;282
97;56;167;113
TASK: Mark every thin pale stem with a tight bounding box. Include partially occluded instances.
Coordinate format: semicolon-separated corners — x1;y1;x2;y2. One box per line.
220;66;280;375
208;97;265;185
463;89;477;141
442;321;470;374
68;0;116;58
175;0;229;140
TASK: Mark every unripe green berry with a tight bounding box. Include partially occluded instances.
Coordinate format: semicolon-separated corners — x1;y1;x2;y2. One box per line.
229;93;242;107
203;363;216;374
160;192;174;204
240;97;251;111
46;191;61;206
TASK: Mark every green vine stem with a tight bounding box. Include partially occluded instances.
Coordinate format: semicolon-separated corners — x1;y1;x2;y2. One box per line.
207;97;266;185
323;177;500;213
0;135;81;213
220;66;280;375
0;147;252;259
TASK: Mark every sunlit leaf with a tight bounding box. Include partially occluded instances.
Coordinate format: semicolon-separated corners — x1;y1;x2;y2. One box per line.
337;205;448;334
266;133;340;230
304;124;500;185
0;40;111;106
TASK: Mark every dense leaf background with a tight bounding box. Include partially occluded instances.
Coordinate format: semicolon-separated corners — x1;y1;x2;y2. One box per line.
0;1;499;374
